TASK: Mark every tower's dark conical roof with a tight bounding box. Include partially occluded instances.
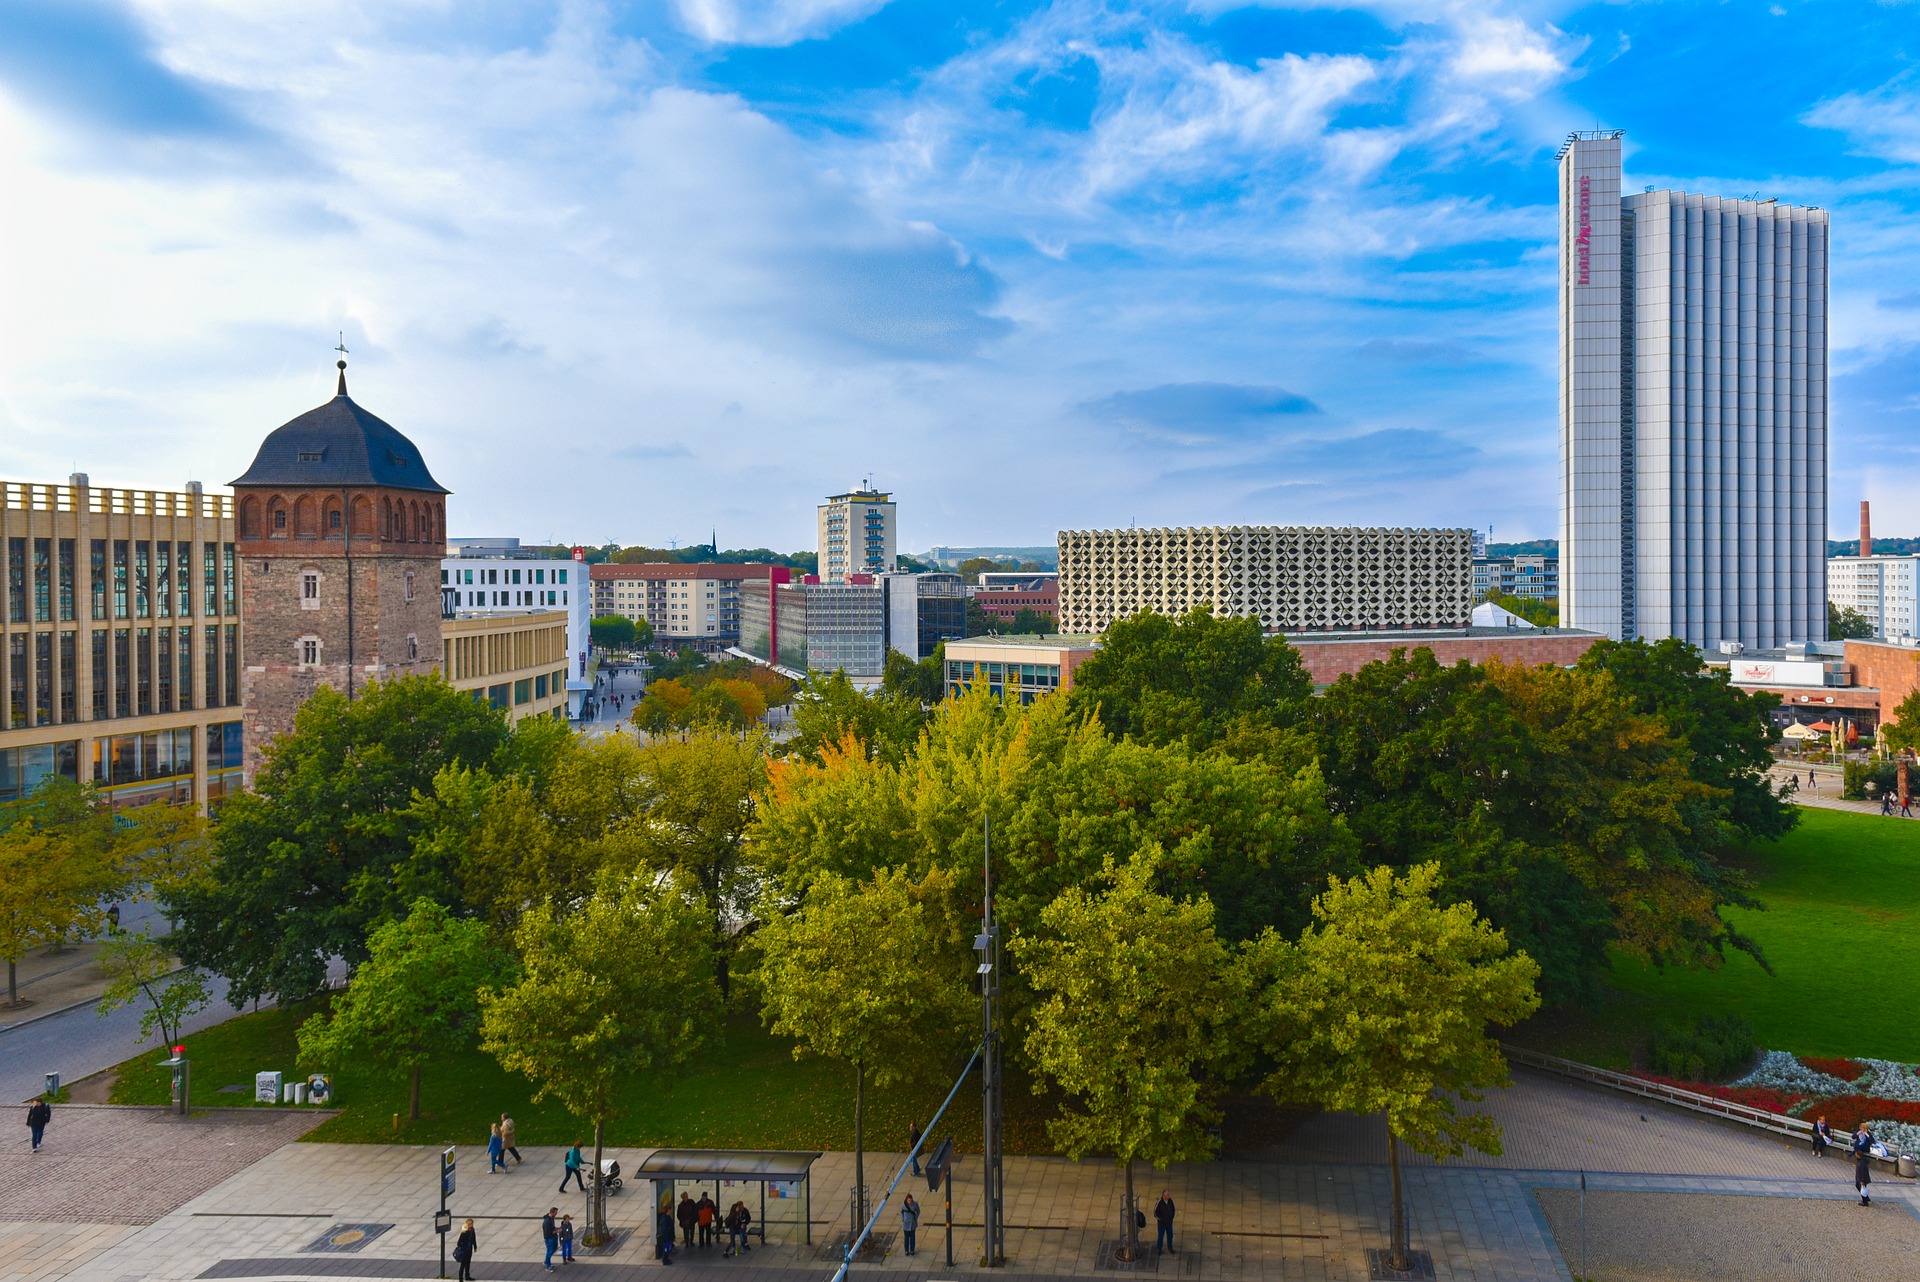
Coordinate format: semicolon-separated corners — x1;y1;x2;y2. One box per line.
230;366;448;494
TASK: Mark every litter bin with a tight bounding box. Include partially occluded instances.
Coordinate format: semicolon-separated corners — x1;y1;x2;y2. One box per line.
1899;1154;1917;1179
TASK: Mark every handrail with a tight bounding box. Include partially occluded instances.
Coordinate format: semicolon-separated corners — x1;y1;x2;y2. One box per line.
1504;1043;1908;1173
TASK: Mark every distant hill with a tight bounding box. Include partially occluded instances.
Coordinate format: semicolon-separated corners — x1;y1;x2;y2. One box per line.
1832;539;1920;557
1486;540;1557;558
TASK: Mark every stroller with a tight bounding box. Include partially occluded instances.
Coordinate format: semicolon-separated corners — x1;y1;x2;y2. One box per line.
592;1158;622;1195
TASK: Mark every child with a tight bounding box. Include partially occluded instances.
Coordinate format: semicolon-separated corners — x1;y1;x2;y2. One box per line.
560;1214;575;1264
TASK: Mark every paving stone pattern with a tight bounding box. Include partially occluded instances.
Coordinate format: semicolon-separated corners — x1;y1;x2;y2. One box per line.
0;1104;329;1226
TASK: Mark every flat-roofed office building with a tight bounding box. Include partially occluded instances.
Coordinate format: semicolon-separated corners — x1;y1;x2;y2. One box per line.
0;477;246;809
1559;130;1828;647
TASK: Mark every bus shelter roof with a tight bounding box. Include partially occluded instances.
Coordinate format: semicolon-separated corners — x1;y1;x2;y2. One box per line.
634;1149;821;1180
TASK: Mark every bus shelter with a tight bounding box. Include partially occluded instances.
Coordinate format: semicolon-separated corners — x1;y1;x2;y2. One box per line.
637;1149;821;1249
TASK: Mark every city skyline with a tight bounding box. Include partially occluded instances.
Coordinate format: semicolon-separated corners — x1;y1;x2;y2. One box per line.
1;2;1917;552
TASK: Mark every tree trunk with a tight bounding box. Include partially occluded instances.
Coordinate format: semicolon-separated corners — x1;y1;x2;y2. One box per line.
1122;1156;1139;1261
590;1117;607;1246
409;1064;422;1120
853;1061;867;1232
1387;1119;1408;1271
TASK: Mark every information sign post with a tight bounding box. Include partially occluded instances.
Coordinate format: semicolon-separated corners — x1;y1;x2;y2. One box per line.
438;1147;456;1279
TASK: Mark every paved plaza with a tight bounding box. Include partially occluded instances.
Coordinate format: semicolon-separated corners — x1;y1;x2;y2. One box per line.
3;1067;1916;1281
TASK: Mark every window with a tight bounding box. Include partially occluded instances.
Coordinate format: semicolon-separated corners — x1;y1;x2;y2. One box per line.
155;541;171;618
205;625;220;708
33;537;51;621
407;634;419;661
535;674;548;698
114;629;129;717
203;544;218;616
177;627;192;711
301;571;319;608
59;632;75;722
514;678;531;705
223;624;237;705
300;637;320;666
135;627;151;715
7;538;23;623
405;572;415;602
441;570;448;585
134;542;150;619
92;541;107;620
329;508;342;530
61;539;83;622
222;544;236;615
176;542;190;617
273;508;287;530
297;450;324;462
91;631;108;720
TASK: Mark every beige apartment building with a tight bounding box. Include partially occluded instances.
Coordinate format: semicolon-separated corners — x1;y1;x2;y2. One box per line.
1057;525;1476;635
817;486;896;583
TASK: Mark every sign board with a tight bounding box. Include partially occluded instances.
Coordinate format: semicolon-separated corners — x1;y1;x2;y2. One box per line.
1733;660;1830;688
442;1147;457;1198
435;1209;453;1235
925;1137;954;1191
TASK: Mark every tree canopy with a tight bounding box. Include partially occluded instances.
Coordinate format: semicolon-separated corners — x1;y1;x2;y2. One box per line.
167;674;512;1004
1066;607;1312;750
591;614;640;650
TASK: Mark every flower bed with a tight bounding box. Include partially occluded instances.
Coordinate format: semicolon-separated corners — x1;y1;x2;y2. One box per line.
1651;1050;1920;1153
1799;1056;1866;1082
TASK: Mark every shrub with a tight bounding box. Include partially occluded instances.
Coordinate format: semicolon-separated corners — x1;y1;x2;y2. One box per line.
1817;1095;1920;1132
1843;760;1899;801
1645;1014;1757;1082
1636;1075;1807;1114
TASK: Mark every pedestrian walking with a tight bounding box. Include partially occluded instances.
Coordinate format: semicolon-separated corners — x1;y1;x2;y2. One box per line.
501;1112;523;1165
900;1193;920;1257
677;1192;699;1247
560;1142;586;1192
1882;791;1895;815
1855;1127;1875;1204
453;1219;478;1282
26;1096;51;1152
1812;1116;1833;1156
560;1215;574;1264
1153;1190;1176;1255
542;1207;559;1271
908;1119;923;1175
697;1192;716;1247
1903;796;1914;819
488;1123;507;1173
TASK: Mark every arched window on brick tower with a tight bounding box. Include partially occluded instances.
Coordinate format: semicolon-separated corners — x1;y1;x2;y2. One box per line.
293;495;316;537
351;495;373;536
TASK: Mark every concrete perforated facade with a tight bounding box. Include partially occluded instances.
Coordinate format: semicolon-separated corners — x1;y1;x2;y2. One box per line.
1056;526;1474;634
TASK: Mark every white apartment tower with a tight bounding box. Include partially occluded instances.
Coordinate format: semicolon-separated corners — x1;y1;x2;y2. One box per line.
1559;130;1829;649
817;485;896;584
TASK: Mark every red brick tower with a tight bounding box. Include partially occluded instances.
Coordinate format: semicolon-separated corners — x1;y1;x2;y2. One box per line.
230;360;449;780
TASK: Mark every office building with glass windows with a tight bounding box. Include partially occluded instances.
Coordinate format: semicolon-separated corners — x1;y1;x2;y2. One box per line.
1559;130;1829;648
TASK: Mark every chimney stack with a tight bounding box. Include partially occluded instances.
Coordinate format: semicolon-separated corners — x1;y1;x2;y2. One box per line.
1862;500;1873;558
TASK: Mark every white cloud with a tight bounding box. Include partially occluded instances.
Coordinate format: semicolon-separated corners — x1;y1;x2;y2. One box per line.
672;0;893;46
1806;81;1920;167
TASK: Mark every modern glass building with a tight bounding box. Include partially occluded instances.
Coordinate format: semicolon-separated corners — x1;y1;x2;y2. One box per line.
1559;130;1829;648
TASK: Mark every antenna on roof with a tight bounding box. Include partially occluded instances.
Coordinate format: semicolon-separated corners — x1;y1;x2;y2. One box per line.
333;333;349;396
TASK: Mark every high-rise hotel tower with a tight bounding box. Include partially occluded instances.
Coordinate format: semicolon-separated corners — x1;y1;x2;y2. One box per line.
1558;131;1828;648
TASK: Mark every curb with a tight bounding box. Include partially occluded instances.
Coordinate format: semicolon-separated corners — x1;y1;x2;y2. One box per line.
0;964;185;1036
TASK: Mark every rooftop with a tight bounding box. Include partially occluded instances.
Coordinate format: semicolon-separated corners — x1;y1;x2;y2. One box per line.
230;364;447;495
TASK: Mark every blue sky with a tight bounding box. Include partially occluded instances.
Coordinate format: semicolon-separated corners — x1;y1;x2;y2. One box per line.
0;0;1916;551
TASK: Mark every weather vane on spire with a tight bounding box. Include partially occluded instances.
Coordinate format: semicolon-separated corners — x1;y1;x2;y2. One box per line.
334;332;350;395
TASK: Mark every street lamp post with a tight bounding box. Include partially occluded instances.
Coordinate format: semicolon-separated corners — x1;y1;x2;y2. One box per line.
977;815;1005;1268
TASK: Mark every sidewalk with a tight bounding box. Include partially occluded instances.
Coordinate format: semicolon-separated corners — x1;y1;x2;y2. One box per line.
16;1065;1916;1282
0;941;122;1033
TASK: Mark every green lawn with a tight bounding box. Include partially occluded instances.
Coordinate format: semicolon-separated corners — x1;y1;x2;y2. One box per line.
111;1005;1067;1153
1512;806;1920;1068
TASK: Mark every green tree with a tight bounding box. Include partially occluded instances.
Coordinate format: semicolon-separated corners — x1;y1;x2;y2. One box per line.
956;556;1016;584
1247;864;1539;1271
167;674;510;1004
1005;607;1056;635
785;670;928;765
882;644;946;705
1829;601;1874;640
297;898;512;1119
753;866;974;1229
0;778;121;1004
1575;637;1794;844
965;597;995;636
1481;591;1558;627
590;614;638;650
1883;686;1920;757
1067;607;1312;749
1013;853;1246;1261
481;875;715;1243
95;932;212;1052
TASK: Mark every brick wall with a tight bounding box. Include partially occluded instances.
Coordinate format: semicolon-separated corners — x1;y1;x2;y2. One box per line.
1291;632;1604;685
1847;641;1920;723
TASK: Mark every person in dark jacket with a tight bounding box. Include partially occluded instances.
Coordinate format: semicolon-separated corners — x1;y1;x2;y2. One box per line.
26;1097;52;1153
900;1193;921;1256
677;1192;699;1247
656;1209;678;1264
909;1119;924;1175
1854;1127;1875;1204
1812;1116;1832;1156
453;1219;478;1282
1153;1191;1176;1255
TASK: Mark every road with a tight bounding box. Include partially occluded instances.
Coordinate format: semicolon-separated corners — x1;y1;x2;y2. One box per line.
0;967;244;1105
